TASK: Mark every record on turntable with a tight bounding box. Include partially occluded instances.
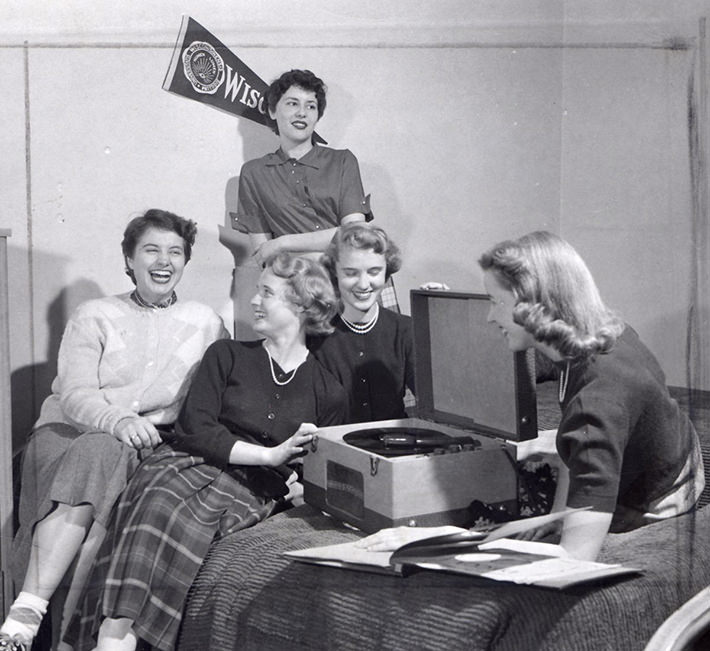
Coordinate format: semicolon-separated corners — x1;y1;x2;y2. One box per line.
343;427;481;457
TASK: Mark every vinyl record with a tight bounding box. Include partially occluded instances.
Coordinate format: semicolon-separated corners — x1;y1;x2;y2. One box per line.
343;427;479;457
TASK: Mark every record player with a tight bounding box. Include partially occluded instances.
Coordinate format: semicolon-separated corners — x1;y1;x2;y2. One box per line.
303;289;538;533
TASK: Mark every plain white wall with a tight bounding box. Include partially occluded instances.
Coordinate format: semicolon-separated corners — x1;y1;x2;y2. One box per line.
1;0;709;441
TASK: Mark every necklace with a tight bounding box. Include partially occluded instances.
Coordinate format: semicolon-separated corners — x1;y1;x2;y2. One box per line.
558;361;571;402
131;290;177;310
340;304;380;335
263;343;303;386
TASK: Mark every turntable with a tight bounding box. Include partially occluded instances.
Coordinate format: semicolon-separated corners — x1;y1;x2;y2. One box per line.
303;289;538;533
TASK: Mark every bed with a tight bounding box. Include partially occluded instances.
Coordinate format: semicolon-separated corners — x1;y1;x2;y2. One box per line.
177;384;710;651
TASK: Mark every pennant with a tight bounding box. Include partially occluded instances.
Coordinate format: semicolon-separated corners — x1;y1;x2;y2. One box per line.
163;16;325;144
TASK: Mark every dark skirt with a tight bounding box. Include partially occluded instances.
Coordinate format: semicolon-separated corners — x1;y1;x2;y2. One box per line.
67;444;275;651
11;423;140;584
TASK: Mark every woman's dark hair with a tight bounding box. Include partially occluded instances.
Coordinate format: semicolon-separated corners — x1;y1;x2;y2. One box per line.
121;209;197;283
267;69;327;122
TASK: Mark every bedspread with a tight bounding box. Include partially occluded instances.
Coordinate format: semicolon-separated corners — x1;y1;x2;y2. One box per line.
178;503;710;651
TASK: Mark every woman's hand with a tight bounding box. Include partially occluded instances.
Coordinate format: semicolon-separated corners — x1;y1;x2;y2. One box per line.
419;281;450;291
283;470;305;505
252;237;282;267
115;416;162;450
515;518;563;542
266;423;317;467
354;526;440;552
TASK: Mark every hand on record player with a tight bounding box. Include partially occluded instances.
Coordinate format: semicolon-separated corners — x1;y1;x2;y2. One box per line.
419;281;450;291
266;423;318;466
283;470;305;505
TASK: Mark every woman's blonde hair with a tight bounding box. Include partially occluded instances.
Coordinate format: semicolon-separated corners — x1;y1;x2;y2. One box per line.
266;253;337;335
321;222;402;289
479;231;624;360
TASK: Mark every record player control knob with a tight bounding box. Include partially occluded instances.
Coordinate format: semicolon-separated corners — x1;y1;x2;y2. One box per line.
462;443;476;451
447;444;462;453
433;448;446;455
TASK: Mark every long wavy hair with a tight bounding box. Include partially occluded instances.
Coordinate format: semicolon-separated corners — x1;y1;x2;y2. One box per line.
266;252;337;335
478;231;624;361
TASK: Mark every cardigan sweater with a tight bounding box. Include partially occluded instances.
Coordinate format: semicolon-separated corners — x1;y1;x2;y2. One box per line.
35;293;228;436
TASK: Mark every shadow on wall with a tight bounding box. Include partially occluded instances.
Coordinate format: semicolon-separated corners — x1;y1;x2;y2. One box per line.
218;118;276;340
11;278;104;455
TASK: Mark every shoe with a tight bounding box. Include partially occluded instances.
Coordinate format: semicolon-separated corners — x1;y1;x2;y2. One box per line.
0;633;28;651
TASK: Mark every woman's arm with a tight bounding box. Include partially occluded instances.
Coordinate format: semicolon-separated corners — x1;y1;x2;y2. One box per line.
57;311;143;435
251;214;365;265
559;509;613;561
228;423;316;466
173;341;244;466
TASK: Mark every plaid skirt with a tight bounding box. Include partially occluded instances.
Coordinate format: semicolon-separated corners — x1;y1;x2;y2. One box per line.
66;444;275;651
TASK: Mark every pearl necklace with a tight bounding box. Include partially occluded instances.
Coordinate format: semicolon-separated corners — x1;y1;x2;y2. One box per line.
263;343;303;386
558;361;571;402
131;290;177;310
340;304;380;335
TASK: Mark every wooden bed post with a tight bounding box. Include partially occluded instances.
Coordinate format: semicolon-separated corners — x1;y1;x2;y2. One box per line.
0;229;13;618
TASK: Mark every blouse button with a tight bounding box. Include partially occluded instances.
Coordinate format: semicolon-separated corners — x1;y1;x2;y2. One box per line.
275;393;280;400
360;378;367;384
267;412;275;420
362;401;368;407
358;351;364;357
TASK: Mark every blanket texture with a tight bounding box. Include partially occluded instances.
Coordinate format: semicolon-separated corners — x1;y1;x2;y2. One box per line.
178;504;710;651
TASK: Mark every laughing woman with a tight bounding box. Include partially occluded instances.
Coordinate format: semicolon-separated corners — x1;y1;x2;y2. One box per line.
68;253;346;651
308;222;415;423
0;210;227;651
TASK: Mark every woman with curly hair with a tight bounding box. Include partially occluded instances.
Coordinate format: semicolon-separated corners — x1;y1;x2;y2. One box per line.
68;253;346;651
360;231;704;562
478;230;704;560
308;222;414;423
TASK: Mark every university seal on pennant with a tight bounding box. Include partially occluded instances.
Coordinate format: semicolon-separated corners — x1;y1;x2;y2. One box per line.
182;41;225;94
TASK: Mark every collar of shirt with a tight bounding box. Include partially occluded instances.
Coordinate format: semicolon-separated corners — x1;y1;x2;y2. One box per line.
265;146;321;170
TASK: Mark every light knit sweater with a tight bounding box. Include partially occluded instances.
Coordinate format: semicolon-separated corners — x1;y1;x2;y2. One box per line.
34;292;228;435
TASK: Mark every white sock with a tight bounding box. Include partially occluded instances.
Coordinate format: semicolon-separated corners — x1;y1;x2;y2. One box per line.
0;591;49;644
96;617;137;651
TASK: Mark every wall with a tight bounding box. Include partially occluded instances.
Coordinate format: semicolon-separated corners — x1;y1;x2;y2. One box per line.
1;0;709;444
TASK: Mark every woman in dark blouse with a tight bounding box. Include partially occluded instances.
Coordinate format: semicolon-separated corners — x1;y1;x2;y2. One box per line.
309;222;415;422
69;254;346;651
360;231;704;562
236;69;371;266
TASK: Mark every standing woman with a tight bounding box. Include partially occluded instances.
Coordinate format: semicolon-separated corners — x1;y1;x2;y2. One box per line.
235;69;372;266
479;231;705;559
309;222;414;423
0;210;227;651
68;253;346;651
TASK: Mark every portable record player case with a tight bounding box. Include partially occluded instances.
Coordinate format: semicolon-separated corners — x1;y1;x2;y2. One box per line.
302;289;538;533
